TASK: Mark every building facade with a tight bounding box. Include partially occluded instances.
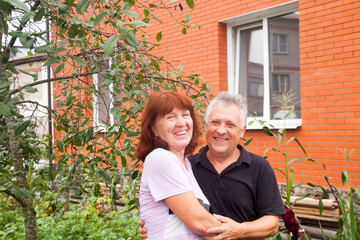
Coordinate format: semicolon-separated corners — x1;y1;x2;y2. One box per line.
144;0;360;188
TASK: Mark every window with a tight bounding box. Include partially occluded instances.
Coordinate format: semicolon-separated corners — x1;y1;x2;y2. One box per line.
272;74;289;93
272;33;288;54
93;59;120;129
221;1;301;129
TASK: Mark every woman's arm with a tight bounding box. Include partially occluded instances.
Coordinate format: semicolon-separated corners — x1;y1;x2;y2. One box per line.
205;215;279;239
164;191;222;236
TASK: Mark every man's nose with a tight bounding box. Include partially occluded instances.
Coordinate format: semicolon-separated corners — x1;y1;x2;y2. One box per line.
216;123;226;134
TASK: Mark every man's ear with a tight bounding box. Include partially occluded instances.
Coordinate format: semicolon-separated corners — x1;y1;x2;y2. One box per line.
240;126;246;138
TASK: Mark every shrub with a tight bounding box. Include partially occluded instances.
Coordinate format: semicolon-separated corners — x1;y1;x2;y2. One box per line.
0;194;140;240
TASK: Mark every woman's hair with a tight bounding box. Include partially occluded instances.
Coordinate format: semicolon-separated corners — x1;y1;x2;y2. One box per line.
205;91;248;129
136;91;200;162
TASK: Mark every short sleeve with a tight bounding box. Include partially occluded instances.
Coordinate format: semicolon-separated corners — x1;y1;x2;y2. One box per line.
144;149;192;202
256;160;285;217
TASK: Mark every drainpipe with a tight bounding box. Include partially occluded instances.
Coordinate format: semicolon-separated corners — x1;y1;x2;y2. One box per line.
46;10;54;186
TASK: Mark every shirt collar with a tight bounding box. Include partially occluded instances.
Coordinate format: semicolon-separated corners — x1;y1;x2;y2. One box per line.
194;144;252;167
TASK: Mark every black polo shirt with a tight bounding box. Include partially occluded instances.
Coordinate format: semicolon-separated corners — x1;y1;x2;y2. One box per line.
189;145;285;223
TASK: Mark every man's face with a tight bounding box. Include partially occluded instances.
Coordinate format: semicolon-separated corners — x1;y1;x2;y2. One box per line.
205;103;246;159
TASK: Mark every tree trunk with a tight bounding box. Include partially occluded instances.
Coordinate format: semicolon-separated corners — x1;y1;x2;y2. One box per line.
9;123;38;240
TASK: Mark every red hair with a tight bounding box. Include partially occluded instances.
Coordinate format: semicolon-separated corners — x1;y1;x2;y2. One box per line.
136;91;200;162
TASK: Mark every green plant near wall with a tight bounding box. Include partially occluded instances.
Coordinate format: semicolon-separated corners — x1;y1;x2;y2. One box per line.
250;93;326;239
323;147;360;240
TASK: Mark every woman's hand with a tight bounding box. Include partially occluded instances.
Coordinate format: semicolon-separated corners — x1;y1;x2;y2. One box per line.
138;219;148;239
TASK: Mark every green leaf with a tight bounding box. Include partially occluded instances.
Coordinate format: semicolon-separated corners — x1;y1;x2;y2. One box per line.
0;81;13;89
85;128;93;142
73;56;87;67
244;137;253;146
6;63;18;74
11;109;24;119
131;170;139;179
9;0;29;11
54;63;65;74
124;20;148;27
99;71;112;79
294;137;307;155
156;31;162;42
66;93;72;106
15;120;30;135
186;0;194;9
84;21;95;28
104;35;118;54
94;12;107;27
56;140;64;152
185;13;191;23
35;44;51;53
72;16;83;24
76;0;89;13
20;12;34;25
24;86;38;93
124;32;137;49
150;12;162;23
0;103;10;116
319;197;324;215
342;171;349;186
182;27;187;34
34;7;45;22
286;136;295;145
143;9;149;18
177;64;184;72
120;9;140;18
262;126;273;136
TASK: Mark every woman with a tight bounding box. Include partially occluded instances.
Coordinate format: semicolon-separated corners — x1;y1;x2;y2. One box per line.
136;91;221;239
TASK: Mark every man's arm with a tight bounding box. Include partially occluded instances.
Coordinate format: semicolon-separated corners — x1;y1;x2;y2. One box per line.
205;214;279;240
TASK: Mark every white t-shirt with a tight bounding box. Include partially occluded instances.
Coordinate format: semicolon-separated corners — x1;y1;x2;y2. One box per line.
139;148;210;240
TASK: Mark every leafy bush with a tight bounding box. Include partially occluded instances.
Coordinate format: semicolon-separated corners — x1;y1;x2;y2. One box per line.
0;194;140;240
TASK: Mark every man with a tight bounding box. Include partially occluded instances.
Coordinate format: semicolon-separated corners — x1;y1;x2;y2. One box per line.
139;92;285;239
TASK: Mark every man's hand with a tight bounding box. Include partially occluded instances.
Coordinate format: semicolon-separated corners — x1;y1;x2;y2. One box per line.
204;214;243;240
138;219;148;239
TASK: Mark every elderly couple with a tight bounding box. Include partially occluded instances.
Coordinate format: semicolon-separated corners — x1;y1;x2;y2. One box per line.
136;91;285;240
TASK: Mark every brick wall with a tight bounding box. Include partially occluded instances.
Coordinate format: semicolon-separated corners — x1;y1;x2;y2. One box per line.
143;0;360;189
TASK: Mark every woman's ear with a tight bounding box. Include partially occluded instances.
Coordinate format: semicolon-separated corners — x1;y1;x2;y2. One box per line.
152;127;158;138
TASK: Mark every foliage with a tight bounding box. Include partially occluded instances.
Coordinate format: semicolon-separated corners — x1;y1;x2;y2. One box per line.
324;147;360;240
0;0;210;238
251;104;326;240
0;193;140;239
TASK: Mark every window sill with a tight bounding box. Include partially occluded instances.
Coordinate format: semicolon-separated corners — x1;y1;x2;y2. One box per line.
247;118;302;130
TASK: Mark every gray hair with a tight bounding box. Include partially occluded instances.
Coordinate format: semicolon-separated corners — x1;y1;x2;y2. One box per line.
205;92;248;129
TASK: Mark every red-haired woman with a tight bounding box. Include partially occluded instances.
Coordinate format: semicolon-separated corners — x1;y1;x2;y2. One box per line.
137;91;221;239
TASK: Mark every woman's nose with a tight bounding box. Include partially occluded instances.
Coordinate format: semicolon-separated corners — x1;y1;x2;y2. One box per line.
176;116;186;126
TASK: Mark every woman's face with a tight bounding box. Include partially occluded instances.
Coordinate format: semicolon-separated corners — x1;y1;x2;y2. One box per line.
153;108;193;156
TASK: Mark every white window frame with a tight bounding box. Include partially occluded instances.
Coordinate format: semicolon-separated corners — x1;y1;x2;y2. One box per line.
220;0;301;129
92;59;116;131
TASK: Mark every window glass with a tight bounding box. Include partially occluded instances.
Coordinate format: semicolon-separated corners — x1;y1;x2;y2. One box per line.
235;11;300;124
238;27;264;117
269;13;300;120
